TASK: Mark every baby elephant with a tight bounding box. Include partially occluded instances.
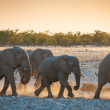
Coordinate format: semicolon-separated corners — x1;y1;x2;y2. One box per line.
34;55;81;98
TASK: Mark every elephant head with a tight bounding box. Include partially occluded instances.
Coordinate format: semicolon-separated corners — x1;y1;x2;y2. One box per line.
12;46;32;84
67;56;81;90
60;56;81;90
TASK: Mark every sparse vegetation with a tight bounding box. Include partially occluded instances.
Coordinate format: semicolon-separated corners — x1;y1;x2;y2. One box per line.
0;29;110;46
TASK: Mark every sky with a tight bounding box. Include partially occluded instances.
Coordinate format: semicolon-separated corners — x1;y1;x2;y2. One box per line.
0;0;110;34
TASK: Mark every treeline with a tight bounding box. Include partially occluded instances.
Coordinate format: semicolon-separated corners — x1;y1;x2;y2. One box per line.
0;29;110;46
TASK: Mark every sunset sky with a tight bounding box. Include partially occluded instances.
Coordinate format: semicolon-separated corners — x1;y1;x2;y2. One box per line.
0;0;110;34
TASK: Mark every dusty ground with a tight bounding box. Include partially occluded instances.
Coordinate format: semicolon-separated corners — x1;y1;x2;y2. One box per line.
1;46;110;109
0;45;110;99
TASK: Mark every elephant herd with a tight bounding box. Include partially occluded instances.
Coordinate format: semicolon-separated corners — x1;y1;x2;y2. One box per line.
0;46;110;99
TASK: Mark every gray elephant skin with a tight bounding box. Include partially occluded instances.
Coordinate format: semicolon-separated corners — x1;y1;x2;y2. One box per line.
17;49;53;92
34;55;81;98
0;46;32;96
94;53;110;99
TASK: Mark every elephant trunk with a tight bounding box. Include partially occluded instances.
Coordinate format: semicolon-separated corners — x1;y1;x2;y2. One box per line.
21;63;32;84
73;65;81;90
74;74;80;90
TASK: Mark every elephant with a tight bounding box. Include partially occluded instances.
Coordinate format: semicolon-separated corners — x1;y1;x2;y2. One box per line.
34;55;81;98
16;49;53;92
0;46;32;96
94;53;110;99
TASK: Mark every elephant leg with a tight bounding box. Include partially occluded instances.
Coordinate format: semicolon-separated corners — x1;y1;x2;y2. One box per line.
58;84;65;98
2;64;18;96
58;72;74;97
94;83;104;99
94;71;107;99
58;75;69;98
32;64;42;89
34;80;46;96
34;75;42;89
46;84;53;98
36;75;42;88
32;65;39;79
7;75;18;96
0;76;9;96
41;75;53;98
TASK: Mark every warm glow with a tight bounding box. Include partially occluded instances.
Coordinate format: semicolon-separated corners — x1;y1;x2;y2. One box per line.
0;0;110;33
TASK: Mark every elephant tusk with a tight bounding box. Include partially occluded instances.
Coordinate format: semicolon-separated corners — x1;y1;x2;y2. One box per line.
24;67;28;70
14;68;18;74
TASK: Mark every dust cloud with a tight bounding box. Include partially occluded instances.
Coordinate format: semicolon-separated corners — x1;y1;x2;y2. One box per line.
1;81;110;99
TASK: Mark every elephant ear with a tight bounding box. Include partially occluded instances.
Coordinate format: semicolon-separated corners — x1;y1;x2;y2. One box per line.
41;50;49;59
40;49;53;59
31;49;42;66
1;50;17;68
54;58;71;74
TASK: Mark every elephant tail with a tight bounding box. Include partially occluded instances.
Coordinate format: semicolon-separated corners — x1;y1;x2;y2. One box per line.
34;72;40;87
80;73;85;78
95;71;98;76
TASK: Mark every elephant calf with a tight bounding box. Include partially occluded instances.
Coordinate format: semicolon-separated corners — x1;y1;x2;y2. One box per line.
34;55;81;98
94;53;110;99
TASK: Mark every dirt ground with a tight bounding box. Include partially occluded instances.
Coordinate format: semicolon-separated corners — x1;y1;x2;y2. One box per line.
0;45;110;99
